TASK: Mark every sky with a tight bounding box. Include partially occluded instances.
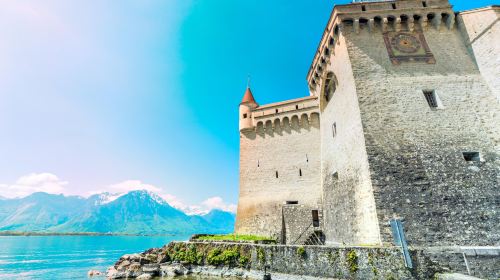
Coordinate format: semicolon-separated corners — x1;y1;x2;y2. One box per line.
0;0;494;212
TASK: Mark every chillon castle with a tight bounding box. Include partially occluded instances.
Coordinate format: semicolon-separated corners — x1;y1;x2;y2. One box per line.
234;0;499;247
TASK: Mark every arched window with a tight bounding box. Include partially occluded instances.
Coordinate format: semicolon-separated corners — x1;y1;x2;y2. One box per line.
323;72;337;102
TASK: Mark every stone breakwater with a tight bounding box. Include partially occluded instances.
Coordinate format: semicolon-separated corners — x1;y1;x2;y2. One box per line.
106;241;448;279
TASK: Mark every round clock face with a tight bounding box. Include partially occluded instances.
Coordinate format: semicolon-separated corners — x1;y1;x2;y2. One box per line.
391;33;421;53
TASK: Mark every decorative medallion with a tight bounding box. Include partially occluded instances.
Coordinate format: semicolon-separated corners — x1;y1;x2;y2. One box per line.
383;31;435;65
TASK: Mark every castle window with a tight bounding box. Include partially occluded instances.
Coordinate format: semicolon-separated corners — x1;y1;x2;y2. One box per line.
463;152;481;162
332;122;337;138
286;201;298;205
306;154;309;163
299;169;302;177
392;3;397;9
312;210;320;227
423;90;442;109
324;72;337;102
275;171;279;178
257;160;260;167
361;5;366;11
243;113;248;118
422;1;427;7
332;172;339;180
275;109;279;114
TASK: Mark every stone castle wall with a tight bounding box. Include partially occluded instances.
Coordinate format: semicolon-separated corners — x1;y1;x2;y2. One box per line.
235;100;322;240
457;6;500;101
235;0;499;248
340;11;500;246
315;33;381;246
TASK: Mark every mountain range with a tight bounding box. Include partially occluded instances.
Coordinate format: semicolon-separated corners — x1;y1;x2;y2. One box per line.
0;190;235;235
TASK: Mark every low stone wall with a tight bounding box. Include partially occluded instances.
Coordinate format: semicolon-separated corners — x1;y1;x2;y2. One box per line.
107;242;444;279
422;247;500;279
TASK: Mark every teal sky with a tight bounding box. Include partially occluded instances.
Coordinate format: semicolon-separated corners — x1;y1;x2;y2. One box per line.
0;0;494;211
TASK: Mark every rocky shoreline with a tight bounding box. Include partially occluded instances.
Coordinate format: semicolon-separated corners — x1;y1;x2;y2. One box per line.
106;243;260;279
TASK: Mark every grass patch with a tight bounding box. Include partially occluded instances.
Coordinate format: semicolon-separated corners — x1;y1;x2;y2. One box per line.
194;234;275;243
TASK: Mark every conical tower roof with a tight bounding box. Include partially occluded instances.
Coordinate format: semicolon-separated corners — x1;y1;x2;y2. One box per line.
240;87;258;108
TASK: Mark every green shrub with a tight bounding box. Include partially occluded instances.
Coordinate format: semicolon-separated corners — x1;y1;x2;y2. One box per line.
207;247;240;266
196;251;204;265
257;247;266;264
207;248;222;265
368;252;378;276
238;255;250;267
168;244;204;264
296;246;306;258
346;250;359;274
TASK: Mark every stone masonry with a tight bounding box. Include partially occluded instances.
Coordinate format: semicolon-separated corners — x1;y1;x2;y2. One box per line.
236;0;499;248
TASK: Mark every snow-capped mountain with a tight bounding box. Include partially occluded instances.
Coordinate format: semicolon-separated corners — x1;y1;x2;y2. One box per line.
0;190;235;234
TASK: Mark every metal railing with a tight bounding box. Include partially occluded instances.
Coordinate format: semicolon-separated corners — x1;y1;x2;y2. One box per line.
291;222;313;245
291;222;325;246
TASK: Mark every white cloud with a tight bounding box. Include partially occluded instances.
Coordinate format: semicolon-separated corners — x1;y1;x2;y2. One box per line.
0;172;68;198
201;197;237;213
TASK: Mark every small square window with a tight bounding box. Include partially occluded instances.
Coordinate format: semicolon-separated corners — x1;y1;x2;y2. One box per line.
332;172;339;180
392;3;397;9
243;113;248;118
275;109;279;113
422;1;427;7
361;5;366;11
463;152;481;162
423;90;442;109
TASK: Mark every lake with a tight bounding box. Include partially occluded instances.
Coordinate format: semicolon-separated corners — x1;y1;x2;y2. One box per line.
0;235;212;280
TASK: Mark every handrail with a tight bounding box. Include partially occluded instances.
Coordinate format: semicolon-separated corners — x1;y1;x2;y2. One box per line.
292;222;313;245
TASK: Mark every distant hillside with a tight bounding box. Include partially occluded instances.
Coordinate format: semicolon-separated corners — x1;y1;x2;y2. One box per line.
0;190;235;235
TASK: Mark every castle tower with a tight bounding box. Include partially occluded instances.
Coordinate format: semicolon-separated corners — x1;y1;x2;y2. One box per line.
307;0;499;246
239;87;258;131
235;86;323;242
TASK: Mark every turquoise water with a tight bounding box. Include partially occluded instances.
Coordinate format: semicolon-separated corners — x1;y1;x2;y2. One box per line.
0;235;192;280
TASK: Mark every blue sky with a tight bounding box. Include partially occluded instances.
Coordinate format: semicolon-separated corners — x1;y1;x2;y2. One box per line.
0;0;494;211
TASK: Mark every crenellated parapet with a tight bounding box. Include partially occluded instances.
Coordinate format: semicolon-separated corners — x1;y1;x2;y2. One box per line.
240;96;320;134
307;0;457;90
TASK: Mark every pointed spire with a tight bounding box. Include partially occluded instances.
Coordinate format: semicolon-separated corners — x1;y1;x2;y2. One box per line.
241;87;258;106
240;77;258;107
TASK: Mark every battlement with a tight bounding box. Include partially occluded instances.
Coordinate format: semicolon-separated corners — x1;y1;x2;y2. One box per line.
240;96;319;133
307;0;456;89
